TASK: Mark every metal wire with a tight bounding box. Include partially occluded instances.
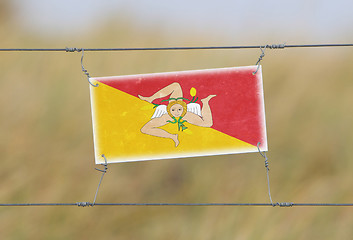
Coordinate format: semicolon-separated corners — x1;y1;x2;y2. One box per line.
0;43;353;52
257;142;274;205
93;203;353;207
80;49;98;87
253;46;267;75
0;203;78;206
1;202;353;207
92;154;108;205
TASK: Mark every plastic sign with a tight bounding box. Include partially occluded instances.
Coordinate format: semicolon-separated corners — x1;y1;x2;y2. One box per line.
90;66;267;164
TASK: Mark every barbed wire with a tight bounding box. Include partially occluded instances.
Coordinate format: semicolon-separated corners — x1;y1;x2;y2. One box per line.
0;43;352;52
0;202;353;207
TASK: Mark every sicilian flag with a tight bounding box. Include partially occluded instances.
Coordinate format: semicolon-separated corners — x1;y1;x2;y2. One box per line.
90;66;267;164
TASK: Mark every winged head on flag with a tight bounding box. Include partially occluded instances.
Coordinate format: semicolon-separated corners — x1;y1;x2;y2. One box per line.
138;82;216;147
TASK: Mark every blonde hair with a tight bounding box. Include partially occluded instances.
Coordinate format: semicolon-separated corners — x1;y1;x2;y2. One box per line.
167;100;187;118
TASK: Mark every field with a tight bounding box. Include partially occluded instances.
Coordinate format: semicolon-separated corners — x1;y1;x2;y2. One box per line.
1;15;353;239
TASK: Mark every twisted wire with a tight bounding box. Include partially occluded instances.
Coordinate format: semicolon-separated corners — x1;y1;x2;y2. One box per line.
92;154;108;206
80;49;98;87
257;142;274;205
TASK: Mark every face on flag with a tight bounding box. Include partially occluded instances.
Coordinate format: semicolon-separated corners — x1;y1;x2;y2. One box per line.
90;66;267;164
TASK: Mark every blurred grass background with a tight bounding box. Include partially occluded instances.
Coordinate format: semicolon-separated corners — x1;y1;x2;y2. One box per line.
1;1;353;239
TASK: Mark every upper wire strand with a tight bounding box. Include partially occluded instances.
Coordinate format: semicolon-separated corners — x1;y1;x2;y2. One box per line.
1;43;353;52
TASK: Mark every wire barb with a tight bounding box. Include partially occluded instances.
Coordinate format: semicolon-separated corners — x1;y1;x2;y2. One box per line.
276;202;294;207
65;47;82;53
266;43;286;49
76;202;93;207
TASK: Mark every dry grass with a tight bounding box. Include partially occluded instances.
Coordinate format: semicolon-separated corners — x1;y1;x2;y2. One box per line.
1;17;353;240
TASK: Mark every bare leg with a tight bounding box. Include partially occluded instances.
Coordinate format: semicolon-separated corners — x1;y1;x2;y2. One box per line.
141;127;179;147
200;95;216;127
141;117;180;147
138;82;183;103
